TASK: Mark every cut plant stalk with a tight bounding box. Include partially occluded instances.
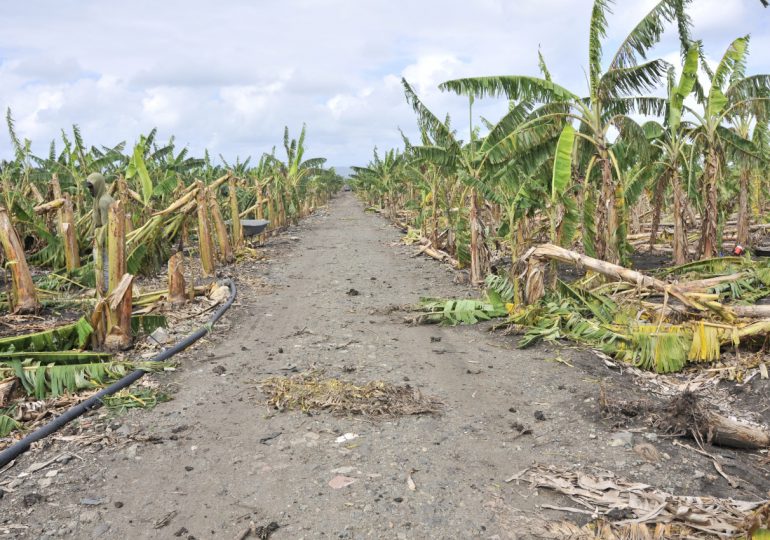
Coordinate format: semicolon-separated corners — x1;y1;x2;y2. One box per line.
0;205;39;314
195;180;215;277
208;187;234;264
105;201;132;351
51;175;80;270
228;176;243;249
168;251;186;307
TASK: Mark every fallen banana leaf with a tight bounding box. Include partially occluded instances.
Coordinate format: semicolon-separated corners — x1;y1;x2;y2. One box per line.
0;317;93;354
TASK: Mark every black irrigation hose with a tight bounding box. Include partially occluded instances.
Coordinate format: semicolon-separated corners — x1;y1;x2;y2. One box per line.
0;278;237;468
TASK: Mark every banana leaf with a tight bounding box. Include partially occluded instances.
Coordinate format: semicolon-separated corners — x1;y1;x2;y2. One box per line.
0;317;93;353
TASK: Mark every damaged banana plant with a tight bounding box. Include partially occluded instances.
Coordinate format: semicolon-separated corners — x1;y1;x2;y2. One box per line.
513;244;770;373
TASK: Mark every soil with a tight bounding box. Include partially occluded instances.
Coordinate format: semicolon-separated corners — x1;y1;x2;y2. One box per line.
2;192;770;539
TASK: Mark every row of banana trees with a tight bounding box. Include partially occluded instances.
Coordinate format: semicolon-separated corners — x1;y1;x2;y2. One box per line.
0;120;343;312
352;0;770;292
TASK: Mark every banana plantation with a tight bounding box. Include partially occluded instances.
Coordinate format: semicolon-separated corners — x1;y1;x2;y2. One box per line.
0;119;342;437
353;0;770;377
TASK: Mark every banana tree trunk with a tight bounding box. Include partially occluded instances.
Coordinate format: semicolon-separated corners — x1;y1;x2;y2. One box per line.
208;190;234;264
700;147;720;259
168;251;186;307
105;201;132;351
195;181;216;277
594;155;615;263
0;205;39;314
648;174;666;249
228;177;242;250
469;189;489;285
52;175;80;272
736;168;750;247
672;169;688;266
431;186;439;249
257;184;266;245
61;196;80;272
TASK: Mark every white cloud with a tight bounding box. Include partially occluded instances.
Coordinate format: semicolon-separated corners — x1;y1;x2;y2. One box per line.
0;0;767;165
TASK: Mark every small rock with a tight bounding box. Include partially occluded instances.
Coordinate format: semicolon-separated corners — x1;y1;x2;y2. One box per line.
346;288;360;296
45;469;58;478
212;365;226;376
633;443;661;462
608;431;634;447
79;510;98;524
335;433;359;444
328;475;356;489
114;502;124;508
534;411;546;421
80;497;104;506
185;466;194;472
37;478;53;488
148;327;171;345
643;432;658;442
23;493;43;507
174;527;189;537
393;497;404;503
430;336;441;343
92;522;111;537
125;444;138;459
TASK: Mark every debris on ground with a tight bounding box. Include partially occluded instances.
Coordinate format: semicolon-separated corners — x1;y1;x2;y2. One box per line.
237;521;280;540
509;464;770;538
258;371;443;417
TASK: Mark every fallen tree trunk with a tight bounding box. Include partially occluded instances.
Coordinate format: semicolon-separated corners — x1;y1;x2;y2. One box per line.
523;244;698;311
415;244;460;269
664;393;770;450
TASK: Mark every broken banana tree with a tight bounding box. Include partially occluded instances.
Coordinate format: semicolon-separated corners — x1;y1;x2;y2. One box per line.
516;243;770;373
0;205;39;314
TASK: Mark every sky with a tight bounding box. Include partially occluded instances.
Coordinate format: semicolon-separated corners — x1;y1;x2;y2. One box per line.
0;0;768;168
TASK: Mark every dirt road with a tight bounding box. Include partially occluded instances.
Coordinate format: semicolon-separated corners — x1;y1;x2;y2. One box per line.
2;193;769;539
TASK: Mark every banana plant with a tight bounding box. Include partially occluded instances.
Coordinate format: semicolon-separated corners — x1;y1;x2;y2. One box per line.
686;35;770;258
404;77;565;283
440;0;691;265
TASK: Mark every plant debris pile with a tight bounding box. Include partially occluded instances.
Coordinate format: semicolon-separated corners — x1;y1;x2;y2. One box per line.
259;371;443;417
509;465;770;538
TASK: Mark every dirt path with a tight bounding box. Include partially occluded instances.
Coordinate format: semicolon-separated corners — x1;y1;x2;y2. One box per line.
3;193;769;539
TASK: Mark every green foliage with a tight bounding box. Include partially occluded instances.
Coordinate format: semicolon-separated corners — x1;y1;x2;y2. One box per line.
0;360;166;399
417;298;508;325
0;318;93;354
485;274;516;303
102;388;171;414
0;412;22;437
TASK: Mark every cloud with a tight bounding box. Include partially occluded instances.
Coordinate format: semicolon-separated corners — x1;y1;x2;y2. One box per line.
0;0;767;166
